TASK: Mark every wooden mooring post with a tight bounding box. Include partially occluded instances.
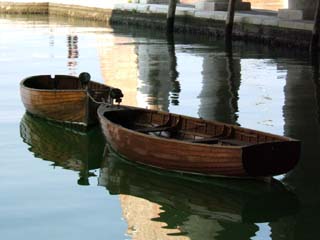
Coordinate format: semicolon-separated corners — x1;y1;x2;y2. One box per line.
310;0;320;57
225;0;236;45
167;0;177;34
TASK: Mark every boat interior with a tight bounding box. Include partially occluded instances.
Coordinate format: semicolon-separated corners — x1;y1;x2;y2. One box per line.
103;108;287;147
23;75;109;91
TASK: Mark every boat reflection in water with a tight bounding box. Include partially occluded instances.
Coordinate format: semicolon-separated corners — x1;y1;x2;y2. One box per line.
99;147;300;239
20;113;105;185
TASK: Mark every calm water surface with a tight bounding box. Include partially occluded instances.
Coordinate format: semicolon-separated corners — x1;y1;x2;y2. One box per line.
0;14;319;240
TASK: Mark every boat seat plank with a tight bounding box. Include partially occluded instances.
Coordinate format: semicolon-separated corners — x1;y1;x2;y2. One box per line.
179;130;214;138
136;126;176;133
220;139;249;146
190;137;219;144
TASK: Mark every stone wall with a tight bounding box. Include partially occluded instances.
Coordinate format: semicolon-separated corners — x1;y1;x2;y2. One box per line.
0;2;314;49
0;2;48;14
288;0;316;19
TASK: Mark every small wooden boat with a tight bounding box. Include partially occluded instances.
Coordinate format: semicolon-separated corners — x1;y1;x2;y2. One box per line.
98;105;300;178
20;73;123;128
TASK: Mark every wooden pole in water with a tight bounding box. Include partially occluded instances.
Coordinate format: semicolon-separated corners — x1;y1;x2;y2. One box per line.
310;0;320;56
167;0;177;34
225;0;237;45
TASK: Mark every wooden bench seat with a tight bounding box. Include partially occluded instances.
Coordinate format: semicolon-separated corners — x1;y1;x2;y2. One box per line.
136;126;175;133
190;137;219;144
220;139;249;146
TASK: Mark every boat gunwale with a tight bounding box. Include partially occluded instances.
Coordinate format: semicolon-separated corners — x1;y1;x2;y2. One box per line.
98;105;299;150
20;74;96;93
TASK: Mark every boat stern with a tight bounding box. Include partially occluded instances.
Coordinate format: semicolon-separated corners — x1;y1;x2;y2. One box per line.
242;140;301;177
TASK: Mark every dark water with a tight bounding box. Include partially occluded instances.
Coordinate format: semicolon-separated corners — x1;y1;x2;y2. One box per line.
0;14;319;239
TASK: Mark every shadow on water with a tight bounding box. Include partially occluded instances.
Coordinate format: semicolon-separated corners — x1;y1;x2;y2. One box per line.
99;146;300;238
19;113;105;185
277;52;320;239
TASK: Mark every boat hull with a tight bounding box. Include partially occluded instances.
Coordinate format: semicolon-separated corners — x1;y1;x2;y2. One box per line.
98;105;300;178
20;74;113;127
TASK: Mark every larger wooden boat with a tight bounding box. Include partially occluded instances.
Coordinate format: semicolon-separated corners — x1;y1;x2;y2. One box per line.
20;73;123;128
98;105;300;178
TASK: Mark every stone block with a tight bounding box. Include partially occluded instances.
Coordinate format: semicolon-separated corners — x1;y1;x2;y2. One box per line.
303;22;314;31
235;2;251;11
213;11;227;21
138;0;168;3
278;9;303;20
279;20;298;29
261;17;278;27
149;5;168;14
238;15;264;25
194;10;214;19
176;8;195;17
195;0;250;11
136;5;150;13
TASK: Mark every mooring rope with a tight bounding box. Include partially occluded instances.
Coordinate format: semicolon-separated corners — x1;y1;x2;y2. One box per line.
86;89;110;105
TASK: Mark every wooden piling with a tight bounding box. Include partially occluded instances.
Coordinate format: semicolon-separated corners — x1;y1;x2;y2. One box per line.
225;0;236;45
167;0;177;34
310;0;320;57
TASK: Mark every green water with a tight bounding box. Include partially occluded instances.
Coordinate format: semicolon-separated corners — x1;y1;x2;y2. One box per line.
0;14;319;239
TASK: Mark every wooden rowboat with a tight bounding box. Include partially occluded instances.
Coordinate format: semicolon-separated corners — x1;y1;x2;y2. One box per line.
20;73;123;128
98;105;300;178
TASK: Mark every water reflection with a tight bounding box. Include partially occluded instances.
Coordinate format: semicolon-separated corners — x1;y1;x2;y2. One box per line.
136;39;181;111
166;34;181;106
279;57;320;240
67;34;79;76
312;58;320;123
99;148;299;239
198;45;241;124
20;113;105;185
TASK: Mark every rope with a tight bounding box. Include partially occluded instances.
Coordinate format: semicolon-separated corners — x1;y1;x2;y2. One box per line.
86;89;110;105
86;87;123;106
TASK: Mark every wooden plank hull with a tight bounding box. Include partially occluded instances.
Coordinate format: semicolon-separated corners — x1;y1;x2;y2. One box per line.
20;74;117;127
21;87;87;125
98;105;300;178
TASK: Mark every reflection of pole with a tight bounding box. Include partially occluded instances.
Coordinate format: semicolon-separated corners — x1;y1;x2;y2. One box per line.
225;46;239;124
225;0;236;46
312;56;320;123
67;34;79;75
78;136;90;186
166;34;180;105
167;0;177;34
310;0;320;57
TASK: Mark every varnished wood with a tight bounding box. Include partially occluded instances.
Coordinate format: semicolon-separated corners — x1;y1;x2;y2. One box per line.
98;105;301;178
20;74;118;128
